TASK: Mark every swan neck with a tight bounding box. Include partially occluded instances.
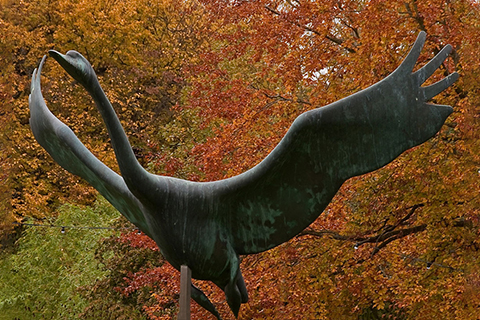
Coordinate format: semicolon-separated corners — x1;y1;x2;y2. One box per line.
89;80;151;195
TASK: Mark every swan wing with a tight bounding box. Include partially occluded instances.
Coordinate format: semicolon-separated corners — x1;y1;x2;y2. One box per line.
29;56;151;237
222;32;458;254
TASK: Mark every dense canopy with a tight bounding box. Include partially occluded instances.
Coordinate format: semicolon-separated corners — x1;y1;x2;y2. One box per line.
1;0;479;319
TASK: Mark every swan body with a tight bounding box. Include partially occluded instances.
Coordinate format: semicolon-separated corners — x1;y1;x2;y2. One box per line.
29;32;458;318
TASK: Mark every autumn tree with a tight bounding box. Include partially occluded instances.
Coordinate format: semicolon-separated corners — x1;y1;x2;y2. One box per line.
0;0;209;317
67;0;480;318
2;0;479;319
144;0;480;318
0;0;209;226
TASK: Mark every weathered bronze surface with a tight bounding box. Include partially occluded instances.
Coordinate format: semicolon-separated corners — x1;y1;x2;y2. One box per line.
29;32;458;318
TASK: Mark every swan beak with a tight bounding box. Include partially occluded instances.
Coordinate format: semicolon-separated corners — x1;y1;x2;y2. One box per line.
48;49;65;61
49;50;73;72
48;50;90;87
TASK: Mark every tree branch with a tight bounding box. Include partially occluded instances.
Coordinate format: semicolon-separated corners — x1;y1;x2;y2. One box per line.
297;229;365;242
403;1;426;32
369;224;427;257
297;204;428;256
248;83;312;106
264;5;356;53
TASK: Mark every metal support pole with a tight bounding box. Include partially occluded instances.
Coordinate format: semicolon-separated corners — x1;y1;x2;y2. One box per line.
177;265;191;320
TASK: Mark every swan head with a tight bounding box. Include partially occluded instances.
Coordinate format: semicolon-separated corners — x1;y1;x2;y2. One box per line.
49;50;97;90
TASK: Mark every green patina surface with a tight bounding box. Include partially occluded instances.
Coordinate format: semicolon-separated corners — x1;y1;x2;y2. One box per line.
29;32;458;318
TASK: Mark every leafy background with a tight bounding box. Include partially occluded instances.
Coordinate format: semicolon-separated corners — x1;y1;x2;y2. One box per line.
0;0;479;319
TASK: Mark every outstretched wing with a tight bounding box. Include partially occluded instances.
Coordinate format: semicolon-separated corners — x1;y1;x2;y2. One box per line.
29;56;151;237
220;32;458;254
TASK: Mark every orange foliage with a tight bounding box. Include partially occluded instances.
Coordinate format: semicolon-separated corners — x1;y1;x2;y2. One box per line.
147;0;480;318
75;0;480;318
2;0;480;318
0;0;209;223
